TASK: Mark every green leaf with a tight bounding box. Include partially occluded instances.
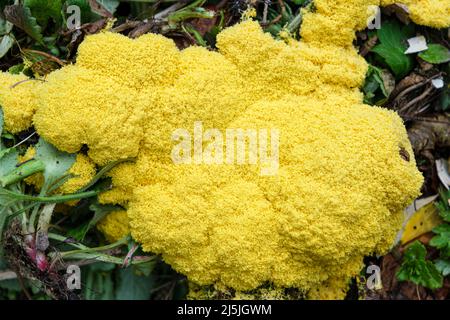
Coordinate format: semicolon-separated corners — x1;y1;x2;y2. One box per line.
8;63;24;75
115;267;154;300
133;259;156;277
0;15;13;34
34;138;76;189
3;5;44;45
65;0;98;24
396;240;443;289
435;259;450;276
67;203;122;241
0;107;3;139
97;0;120;15
24;0;63;29
363;65;395;105
0;34;14;59
83;262;115;300
430;223;450;258
371;20;414;78
436;188;450;222
0;147;18;177
436;202;450;222
418;44;450;64
291;0;309;5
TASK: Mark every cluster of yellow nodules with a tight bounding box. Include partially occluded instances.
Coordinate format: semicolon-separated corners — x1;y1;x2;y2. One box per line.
0;0;445;299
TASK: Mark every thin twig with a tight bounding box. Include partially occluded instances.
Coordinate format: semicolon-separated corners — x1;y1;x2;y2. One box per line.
22;49;67;66
10;78;46;89
262;0;269;24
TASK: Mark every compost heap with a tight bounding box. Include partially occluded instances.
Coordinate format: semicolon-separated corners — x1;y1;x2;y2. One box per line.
1;0;448;298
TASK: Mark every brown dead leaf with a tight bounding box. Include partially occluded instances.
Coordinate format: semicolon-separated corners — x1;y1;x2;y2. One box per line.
383;4;411;25
88;0;113;18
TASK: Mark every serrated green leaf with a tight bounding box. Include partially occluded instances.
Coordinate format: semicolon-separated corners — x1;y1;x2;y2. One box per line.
4;5;44;45
371;20;414;78
419;44;450;64
396;240;443;289
430;224;450;258
435;259;450;276
436;202;450;222
24;0;63;29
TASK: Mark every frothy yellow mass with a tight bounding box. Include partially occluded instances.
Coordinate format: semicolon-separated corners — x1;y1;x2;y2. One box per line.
0;0;445;298
0;73;40;133
96;210;130;243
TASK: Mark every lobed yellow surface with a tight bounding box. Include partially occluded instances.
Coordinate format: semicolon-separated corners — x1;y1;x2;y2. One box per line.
2;0;447;298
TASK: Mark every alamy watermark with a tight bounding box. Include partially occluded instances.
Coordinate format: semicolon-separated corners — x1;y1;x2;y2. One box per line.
66;5;81;30
66;264;81;290
366;265;382;290
367;5;381;30
171;121;280;176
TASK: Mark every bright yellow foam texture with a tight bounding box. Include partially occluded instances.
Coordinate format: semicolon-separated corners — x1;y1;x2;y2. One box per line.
0;73;40;133
127;96;423;297
381;0;450;28
33;65;145;165
27;0;449;298
96;210;130;243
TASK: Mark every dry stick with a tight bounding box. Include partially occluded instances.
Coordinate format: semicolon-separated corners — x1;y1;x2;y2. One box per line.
10;78;46;89
392;80;428;105
359;35;378;57
262;1;269;24
398;86;434;115
216;0;228;10
392;73;442;108
154;1;188;20
405;116;450;124
12;131;36;149
22;49;67;66
264;0;287;27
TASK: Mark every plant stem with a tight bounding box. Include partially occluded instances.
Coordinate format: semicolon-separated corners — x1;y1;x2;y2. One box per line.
48;234;154;266
0;159;45;187
287;11;302;34
59;236;129;258
2;188;99;203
